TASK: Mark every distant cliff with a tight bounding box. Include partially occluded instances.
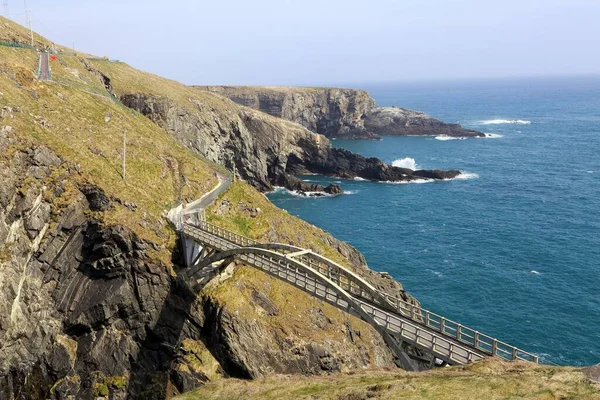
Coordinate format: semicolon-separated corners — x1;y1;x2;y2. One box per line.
196;86;484;139
196;86;377;139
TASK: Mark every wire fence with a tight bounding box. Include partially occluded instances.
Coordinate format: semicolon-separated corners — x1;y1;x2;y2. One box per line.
0;40;35;50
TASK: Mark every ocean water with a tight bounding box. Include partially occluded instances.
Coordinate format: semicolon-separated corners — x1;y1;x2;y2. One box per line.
267;77;600;366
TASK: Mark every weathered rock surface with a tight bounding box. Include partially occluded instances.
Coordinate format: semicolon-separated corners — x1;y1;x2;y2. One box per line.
290;147;462;182
364;106;484;138
197;86;377;139
197;86;484;139
0;128;419;399
271;173;343;197
120;93;330;192
121;93;462;195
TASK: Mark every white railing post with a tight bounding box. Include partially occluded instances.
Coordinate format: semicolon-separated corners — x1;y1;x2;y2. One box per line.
187;216;539;364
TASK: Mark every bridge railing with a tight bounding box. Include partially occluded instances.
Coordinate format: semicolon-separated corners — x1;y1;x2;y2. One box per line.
188;219;538;363
377;292;537;362
297;253;537;363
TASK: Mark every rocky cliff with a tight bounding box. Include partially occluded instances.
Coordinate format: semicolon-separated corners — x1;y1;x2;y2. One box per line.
197;86;377;139
0;17;432;399
118;91;461;195
198;86;485;138
0;133;411;399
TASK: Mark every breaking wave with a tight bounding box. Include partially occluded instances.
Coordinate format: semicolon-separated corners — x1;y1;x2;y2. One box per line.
435;135;466;141
379;171;479;184
454;172;480;180
353;177;368;181
392;157;418;170
268;186;339;198
481;133;504;139
479;119;531;125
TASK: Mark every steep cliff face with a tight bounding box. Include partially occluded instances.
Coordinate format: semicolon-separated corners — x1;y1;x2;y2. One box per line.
0;24;426;398
197;86;377;139
119;93;461;194
197;86;484;138
0;132;404;399
119;93;331;192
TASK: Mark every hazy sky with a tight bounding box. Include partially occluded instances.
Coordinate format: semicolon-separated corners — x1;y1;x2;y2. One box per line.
9;0;600;85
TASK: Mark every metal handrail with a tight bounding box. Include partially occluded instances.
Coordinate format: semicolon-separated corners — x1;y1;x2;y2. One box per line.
187;217;538;363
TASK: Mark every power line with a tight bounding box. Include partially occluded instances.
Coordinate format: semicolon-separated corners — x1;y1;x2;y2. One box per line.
22;0;33;47
2;1;9;19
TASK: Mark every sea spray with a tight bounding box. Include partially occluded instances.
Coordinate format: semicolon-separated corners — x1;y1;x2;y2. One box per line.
392;157;418;169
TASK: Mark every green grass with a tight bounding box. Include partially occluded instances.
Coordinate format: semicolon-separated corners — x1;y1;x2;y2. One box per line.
177;359;600;400
0;21;218;266
206;182;372;273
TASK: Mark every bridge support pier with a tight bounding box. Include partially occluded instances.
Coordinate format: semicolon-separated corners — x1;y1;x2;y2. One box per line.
181;234;204;268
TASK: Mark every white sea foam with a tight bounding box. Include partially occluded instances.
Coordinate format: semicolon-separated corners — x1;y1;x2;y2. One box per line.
288;190;335;198
435;135;466;141
344;190;359;195
479;119;531;125
392;157;418;170
353;177;368;181
268;186;335;198
454;172;480;180
268;186;287;194
530;270;541;275
380;171;478;184
379;179;434;185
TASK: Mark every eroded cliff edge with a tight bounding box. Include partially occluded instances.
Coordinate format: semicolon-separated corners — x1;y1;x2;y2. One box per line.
119;93;461;196
197;86;484;139
0;17;430;399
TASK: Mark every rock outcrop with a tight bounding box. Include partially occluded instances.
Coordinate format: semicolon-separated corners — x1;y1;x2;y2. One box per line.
0;130;409;399
197;86;485;139
292;148;462;182
364;106;484;137
197;86;377;139
120;93;331;193
0;22;437;400
121;93;463;196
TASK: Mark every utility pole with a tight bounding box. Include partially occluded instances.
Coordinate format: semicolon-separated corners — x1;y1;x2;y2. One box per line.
2;1;9;19
122;130;127;180
28;10;33;46
23;0;33;47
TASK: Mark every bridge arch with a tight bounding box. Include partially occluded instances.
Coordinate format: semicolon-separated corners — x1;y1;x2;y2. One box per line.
181;245;420;371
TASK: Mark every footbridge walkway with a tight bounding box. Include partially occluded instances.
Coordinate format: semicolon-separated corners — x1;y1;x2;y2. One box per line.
176;208;538;371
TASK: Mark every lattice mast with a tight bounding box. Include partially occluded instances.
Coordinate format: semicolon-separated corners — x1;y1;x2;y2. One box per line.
2;1;9;18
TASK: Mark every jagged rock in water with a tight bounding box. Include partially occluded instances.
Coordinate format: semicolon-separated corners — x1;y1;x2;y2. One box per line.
364;106;485;138
324;184;343;195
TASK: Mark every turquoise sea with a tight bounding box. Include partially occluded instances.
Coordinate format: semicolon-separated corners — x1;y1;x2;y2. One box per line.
267;77;600;366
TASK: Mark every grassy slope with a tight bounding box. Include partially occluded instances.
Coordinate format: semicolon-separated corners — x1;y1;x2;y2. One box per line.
1;16;391;376
178;359;600;400
3;17;596;397
0;16;217;265
206;182;361;269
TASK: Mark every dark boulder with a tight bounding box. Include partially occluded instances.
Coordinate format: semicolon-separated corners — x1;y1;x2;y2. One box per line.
324;184;343;195
80;185;111;211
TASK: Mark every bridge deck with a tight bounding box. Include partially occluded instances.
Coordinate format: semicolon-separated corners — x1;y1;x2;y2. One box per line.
181;219;538;367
